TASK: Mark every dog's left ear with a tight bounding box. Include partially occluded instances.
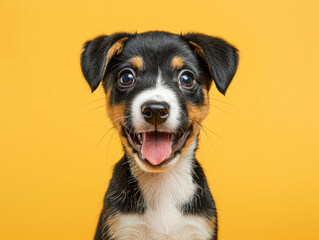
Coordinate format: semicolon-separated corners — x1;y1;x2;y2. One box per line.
81;33;131;92
182;33;239;95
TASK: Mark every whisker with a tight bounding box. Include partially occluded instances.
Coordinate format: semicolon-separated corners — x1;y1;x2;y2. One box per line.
107;128;118;162
210;98;237;107
202;125;227;143
93;117;129;151
95;116;126;136
128;123;134;136
87;104;106;112
95;123;112;136
105;122;129;162
178;126;185;135
124;122;137;145
81;98;106;106
194;121;217;152
95;117;126;137
209;104;233;116
112;116;127;124
116;121;129;131
197;149;208;165
93;126;116;150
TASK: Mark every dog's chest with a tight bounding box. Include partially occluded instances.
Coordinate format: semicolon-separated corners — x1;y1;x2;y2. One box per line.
109;154;213;239
112;207;212;240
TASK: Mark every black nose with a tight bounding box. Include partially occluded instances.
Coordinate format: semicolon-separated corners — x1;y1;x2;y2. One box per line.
141;101;169;128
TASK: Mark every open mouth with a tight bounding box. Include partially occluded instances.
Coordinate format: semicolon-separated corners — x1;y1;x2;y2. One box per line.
124;127;190;166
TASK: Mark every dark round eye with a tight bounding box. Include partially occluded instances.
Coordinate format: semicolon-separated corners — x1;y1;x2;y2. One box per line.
119;70;135;86
180;71;195;87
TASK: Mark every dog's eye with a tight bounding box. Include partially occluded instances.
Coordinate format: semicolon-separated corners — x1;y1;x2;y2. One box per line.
121;73;134;85
180;71;195;87
119;70;135;86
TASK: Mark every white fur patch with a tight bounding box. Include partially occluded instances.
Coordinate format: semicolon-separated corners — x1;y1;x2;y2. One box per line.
131;71;180;133
109;141;214;239
110;214;212;240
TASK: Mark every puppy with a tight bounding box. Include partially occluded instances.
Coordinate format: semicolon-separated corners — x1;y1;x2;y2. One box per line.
81;31;238;240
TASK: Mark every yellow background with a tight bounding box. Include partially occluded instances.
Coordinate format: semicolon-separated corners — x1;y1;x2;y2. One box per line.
1;0;318;239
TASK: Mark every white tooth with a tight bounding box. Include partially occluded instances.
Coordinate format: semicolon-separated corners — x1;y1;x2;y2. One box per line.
138;133;143;143
170;134;174;143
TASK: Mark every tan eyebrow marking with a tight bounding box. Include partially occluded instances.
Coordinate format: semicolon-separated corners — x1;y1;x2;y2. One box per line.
102;37;128;79
189;41;205;56
171;56;184;69
130;56;143;70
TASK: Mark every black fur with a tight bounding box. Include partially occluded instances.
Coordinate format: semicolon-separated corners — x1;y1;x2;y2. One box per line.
182;33;239;94
182;160;217;217
94;156;146;240
81;32;132;92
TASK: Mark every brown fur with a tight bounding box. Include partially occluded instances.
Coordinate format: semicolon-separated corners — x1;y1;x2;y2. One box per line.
105;88;134;157
105;88;125;128
131;155;175;173
105;214;119;238
102;37;128;80
189;41;205;57
130;56;143;70
187;88;209;133
206;216;217;238
189;41;213;75
181;89;209;154
171;56;184;69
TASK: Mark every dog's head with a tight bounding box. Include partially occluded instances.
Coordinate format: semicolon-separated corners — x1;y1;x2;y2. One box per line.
81;31;238;172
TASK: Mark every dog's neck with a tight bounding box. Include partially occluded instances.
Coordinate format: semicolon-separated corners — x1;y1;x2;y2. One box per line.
129;139;198;209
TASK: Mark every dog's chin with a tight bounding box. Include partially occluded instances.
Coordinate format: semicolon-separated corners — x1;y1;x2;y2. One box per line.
123;126;191;172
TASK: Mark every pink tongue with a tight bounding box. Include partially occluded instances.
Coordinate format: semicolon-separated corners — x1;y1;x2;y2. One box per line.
141;132;172;165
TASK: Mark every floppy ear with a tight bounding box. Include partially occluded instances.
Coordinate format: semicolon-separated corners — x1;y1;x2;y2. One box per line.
182;33;239;95
80;33;131;92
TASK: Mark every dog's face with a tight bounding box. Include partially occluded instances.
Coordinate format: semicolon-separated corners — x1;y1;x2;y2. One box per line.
81;31;238;172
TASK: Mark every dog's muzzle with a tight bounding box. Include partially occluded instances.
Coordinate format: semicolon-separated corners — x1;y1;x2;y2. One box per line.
124;100;190;166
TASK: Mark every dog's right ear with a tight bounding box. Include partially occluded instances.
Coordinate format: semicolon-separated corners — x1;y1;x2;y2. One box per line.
81;33;131;92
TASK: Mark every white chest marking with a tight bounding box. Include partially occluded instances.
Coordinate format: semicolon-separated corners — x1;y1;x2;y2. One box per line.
109;142;213;239
111;213;211;240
